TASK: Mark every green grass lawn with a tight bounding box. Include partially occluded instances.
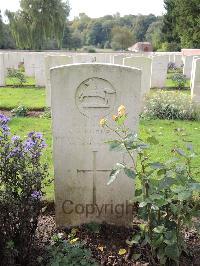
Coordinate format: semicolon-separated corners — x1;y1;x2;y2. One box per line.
6;76;36;86
165;72;190;88
0;86;190;112
0;87;46;110
8;117;200;200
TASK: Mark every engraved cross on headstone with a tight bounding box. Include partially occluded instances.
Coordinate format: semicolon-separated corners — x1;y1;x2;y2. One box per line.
77;151;110;205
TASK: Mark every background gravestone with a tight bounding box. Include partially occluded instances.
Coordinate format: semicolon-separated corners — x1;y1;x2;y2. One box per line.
0;53;5;86
45;55;73;106
113;54;130;65
183;55;195;79
50;64;142;227
150;55;169;88
124;56;152;98
191;58;200;104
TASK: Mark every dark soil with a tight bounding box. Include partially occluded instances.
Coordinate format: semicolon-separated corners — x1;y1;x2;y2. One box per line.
29;207;200;266
0;109;44;118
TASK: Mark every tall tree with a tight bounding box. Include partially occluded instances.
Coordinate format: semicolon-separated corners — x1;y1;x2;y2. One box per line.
175;0;200;48
132;14;157;42
111;26;134;50
86;20;107;47
162;0;180;43
6;0;70;49
0;11;4;48
162;0;200;48
145;20;163;50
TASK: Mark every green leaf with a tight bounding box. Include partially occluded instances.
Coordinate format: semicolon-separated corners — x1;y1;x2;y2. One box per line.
153;225;165;234
107;140;123;151
157;169;166;176
153;235;164;246
164;244;180;261
116;163;125;169
107;169;121;185
124;167;136;179
150;162;165;169
107;163;125;185
158;177;176;189
189;183;200;192
135;189;142;197
130;234;141;244
116;114;126;126
139;223;147;231
125;133;137;142
164;230;178;246
139;201;148;208
177;190;192;201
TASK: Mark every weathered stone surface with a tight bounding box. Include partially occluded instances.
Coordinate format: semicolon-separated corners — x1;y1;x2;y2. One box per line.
183;55;195;79
72;53;112;64
0;53;5;86
191;57;200;104
113;54;130;65
150;55;169;88
50;64;142;227
124;56;152;97
45;55;73;106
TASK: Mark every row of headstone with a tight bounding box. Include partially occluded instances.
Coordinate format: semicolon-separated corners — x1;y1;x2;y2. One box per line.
1;51;200;108
45;53;167;107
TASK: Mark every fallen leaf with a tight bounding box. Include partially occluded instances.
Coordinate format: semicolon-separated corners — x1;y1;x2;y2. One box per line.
98;246;104;252
70;237;79;244
118;248;127;255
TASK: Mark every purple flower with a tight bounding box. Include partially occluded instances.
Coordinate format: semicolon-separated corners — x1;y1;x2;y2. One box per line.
0;114;10;124
8;147;23;158
24;139;36;151
40;140;47;148
35;132;43;139
12;135;20;142
28;131;35;138
31;190;42;200
1;125;10;132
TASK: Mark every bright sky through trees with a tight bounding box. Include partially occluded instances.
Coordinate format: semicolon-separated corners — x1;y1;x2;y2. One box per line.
1;0;165;21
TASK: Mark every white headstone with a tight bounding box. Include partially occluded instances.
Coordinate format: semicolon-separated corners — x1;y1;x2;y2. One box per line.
124;56;152;98
24;52;36;77
50;63;142;227
45;55;73;106
174;54;183;68
34;53;46;87
113;54;129;65
183;55;195;79
73;54;97;63
72;53;112;64
0;53;5;86
191;58;200;104
150;55;169;88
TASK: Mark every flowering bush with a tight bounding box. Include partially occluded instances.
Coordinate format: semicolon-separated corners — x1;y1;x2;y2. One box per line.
100;106;200;265
0;114;49;265
167;62;177;71
7;68;26;86
142;91;200;121
172;73;187;89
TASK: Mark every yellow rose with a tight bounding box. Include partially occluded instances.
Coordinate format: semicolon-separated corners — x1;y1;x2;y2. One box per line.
112;115;118;121
99;118;107;127
118;105;126;117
